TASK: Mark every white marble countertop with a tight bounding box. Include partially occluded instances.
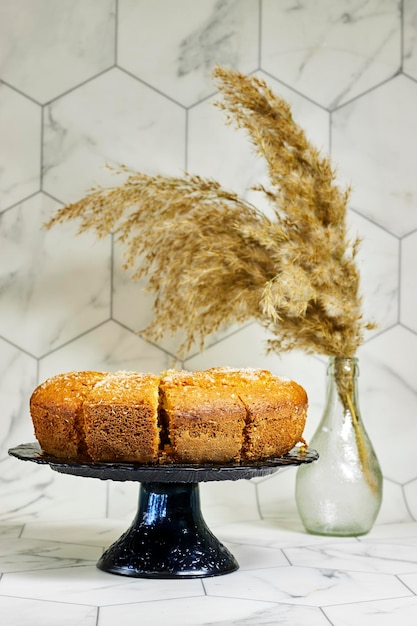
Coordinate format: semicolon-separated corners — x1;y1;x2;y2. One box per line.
1;462;417;626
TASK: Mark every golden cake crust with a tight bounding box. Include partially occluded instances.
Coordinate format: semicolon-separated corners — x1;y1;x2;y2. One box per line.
166;367;308;461
30;367;308;464
30;371;107;459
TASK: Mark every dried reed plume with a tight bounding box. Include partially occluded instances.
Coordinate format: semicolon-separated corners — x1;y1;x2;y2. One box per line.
46;66;374;364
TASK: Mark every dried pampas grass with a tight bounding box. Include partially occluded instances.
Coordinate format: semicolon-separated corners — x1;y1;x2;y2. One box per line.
46;66;374;364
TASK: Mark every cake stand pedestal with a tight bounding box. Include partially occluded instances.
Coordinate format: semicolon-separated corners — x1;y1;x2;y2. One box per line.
9;443;318;579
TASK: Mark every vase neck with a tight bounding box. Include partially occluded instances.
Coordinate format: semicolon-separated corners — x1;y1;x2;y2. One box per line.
325;357;360;420
328;357;359;378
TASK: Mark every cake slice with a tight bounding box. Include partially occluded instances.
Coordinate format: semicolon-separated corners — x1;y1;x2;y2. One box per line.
30;370;107;459
83;371;160;463
204;367;308;460
159;370;246;463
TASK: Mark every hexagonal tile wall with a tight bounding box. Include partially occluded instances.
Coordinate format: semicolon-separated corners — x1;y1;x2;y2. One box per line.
1;2;417;623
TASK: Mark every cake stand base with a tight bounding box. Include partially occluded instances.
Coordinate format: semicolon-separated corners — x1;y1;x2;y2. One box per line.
98;481;237;578
8;443;319;579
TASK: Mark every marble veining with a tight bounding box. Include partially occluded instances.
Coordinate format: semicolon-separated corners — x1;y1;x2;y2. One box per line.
178;0;240;77
261;0;401;109
0;537;101;573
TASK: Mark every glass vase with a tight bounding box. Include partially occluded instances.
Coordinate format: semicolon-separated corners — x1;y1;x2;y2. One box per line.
295;357;383;536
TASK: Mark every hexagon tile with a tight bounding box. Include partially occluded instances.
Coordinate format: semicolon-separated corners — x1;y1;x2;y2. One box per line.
331;74;417;236
0;0;116;104
1;1;417;625
261;0;401;109
0;83;41;210
42;68;186;204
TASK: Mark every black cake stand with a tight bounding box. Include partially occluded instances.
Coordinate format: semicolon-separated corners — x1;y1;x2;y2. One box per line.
9;443;318;579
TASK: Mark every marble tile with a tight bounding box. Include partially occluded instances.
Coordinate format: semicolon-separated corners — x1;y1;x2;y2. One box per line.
0;537;101;573
98;595;330;626
359;329;417;484
284;540;417;574
203;564;412;606
117;0;259;107
199;479;260;526
395;572;417;595
255;467;302;523
0;0;115;104
0;596;97;626
348;210;399;337
42;68;186;204
0;565;204;605
21;518;126;549
0;83;41;210
227;542;289;571
0;193;111;357
324;595;417;626
112;241;190;359
38;320;172;381
261;0;401;109
404;480;417;520
398;571;417;594
0;524;23;539
401;231;417;333
403;0;417;80
0;338;37;458
331;74;417;236
106;481;141;521
0;460;107;524
360;521;417;541
376;479;414;525
212;519;347;550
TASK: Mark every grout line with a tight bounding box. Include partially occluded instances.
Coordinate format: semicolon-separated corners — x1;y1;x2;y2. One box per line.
258;0;262;67
400;0;405;69
110;234;115;320
184;108;189;171
40;105;45;191
320;606;338;625
401;484;417;522
114;0;119;66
